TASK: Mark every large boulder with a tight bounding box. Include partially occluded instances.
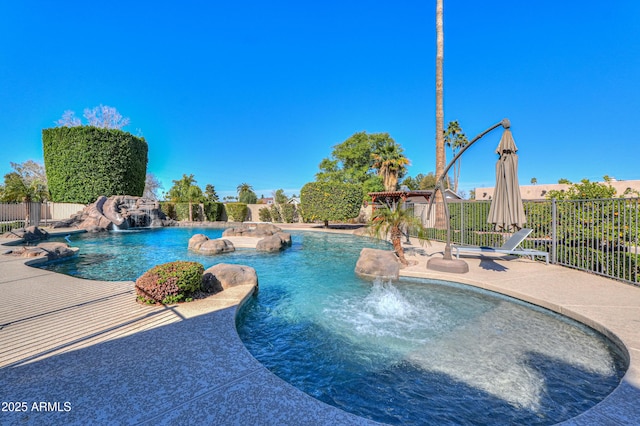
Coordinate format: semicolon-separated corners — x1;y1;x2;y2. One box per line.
188;234;235;255
1;226;49;242
256;233;291;252
223;223;282;238
4;242;78;261
355;248;400;281
201;263;258;293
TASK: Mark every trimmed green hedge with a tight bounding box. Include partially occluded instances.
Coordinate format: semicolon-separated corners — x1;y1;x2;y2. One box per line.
159;201;223;221
300;182;363;225
225;203;248;222
203;201;224;221
43;126;148;203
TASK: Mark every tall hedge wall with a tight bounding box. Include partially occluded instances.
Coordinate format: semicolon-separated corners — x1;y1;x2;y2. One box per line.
42;126;148;203
300;182;363;226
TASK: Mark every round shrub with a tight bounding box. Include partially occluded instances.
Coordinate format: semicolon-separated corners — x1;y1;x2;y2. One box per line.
258;207;272;222
135;261;204;304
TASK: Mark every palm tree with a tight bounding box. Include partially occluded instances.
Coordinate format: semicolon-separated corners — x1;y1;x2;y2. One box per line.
444;120;468;193
435;0;445;184
434;0;447;228
371;141;411;192
168;174;203;221
368;205;429;266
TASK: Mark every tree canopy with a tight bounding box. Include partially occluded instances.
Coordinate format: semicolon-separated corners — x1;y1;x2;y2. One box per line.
316;131;408;196
237;182;257;204
0;161;49;202
56;105;131;129
143;173;163;200
167;174;203;203
546;179;616;200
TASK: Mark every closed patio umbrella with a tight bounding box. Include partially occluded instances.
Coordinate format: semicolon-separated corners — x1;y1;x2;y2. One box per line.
487;124;526;232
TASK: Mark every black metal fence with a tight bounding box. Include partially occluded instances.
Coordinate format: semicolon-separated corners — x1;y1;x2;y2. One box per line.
409;198;640;286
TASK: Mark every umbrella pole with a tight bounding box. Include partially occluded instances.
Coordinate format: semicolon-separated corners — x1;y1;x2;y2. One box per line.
427;118;511;273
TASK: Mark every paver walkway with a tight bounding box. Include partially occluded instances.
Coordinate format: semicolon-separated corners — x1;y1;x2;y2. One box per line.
0;225;639;425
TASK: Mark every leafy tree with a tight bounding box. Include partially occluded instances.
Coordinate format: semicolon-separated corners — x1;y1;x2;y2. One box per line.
205;184;219;202
316;131;406;196
167;174;204;221
546;179;616;200
56;105;130;129
300;182;363;227
143;173;163;200
274;189;288;204
444;120;468;193
237;183;257;204
400;173;426;190
1;161;49;226
368;205;429;266
371;138;410;191
558;178;572;184
531;177;537;185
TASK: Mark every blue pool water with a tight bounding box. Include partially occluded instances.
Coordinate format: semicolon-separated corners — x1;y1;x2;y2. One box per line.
40;228;627;425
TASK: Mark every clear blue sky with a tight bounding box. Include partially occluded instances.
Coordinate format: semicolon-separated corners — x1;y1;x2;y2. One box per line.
2;1;639;199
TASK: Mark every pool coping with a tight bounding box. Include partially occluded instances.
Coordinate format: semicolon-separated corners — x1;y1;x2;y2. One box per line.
0;224;639;424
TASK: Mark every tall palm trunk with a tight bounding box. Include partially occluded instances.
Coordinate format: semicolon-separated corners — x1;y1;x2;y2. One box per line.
434;0;447;229
390;225;408;265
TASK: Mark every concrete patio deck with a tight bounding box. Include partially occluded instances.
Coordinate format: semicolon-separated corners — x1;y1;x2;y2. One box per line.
1;224;639;425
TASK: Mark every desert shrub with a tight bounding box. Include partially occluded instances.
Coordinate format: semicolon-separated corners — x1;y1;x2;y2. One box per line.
270;205;281;223
280;204;296;223
135;261;204;304
225;203;248;222
258;207;272;222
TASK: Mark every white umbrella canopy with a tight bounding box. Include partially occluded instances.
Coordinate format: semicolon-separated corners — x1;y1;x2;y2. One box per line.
487;127;526;232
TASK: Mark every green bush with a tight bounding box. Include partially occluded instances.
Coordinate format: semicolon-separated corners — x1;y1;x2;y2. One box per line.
135;261;204;304
258;207;272;222
42;126;148;203
270;205;282;223
280;204;296;223
300;182;363;226
204;201;224;221
225;203;248;222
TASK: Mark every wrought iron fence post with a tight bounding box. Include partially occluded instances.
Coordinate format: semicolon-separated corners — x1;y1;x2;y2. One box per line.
552;198;557;264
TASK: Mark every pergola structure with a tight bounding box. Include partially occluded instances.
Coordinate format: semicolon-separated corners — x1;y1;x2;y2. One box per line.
369;190;433;207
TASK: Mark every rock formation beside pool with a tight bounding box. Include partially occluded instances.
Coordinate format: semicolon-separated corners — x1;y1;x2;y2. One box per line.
202;263;258;293
188;234;235;255
223;223;292;252
0;226;49;242
3;242;78;261
53;195;175;231
355;248;400;280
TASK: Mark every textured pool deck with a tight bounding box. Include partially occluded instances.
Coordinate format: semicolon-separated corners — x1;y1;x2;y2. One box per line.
1;224;639;425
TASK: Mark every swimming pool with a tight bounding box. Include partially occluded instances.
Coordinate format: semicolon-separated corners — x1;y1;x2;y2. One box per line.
41;227;627;425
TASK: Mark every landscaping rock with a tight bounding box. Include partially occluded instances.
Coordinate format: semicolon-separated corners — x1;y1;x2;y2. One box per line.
188;234;235;255
355;248;400;281
223;223;282;238
202;263;258;293
1;226;49;242
4;242;78;261
256;233;292;252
